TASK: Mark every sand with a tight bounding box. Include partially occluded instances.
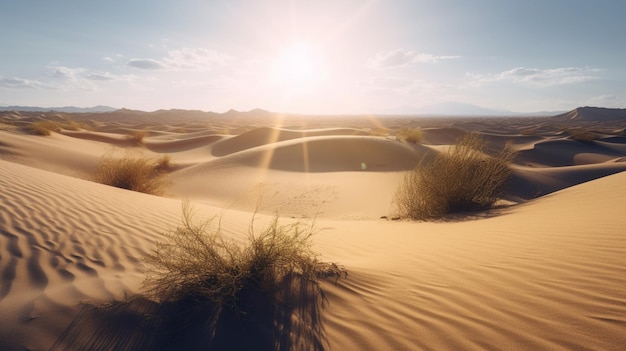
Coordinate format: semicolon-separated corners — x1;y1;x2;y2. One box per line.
0;109;625;350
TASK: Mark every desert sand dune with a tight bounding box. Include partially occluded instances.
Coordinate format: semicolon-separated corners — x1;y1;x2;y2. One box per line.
0;110;625;350
208;135;425;172
144;134;225;153
514;138;625;167
210;127;367;156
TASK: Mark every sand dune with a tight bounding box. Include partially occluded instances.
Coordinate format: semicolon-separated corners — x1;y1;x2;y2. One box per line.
211;127;367;156
210;135;425;172
0;111;625;350
554;106;626;121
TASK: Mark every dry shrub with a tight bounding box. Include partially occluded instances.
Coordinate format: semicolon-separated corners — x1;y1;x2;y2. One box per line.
143;203;346;309
140;203;346;349
397;128;423;144
58;120;84;131
154;154;172;172
30;121;60;135
129;130;149;144
395;133;515;220
93;153;169;194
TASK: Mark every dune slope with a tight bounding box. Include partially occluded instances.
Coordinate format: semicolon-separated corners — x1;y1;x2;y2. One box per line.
1;162;625;350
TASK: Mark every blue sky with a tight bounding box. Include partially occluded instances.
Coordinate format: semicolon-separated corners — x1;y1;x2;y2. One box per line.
1;0;625;114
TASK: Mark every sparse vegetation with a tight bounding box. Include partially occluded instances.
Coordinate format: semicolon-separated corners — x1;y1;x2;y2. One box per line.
143;202;346;311
129;130;149;144
30;120;60;135
154;154;172;172
58;120;84;131
395;133;515;220
93;153;169;194
136;203;346;349
396;127;423;144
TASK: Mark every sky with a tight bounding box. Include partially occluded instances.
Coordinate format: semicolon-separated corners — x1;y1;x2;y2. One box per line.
1;0;625;114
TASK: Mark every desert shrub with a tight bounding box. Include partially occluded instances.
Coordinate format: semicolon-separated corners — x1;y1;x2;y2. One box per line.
396;128;423;144
143;203;346;309
139;203;346;349
154;154;172;172
30;121;60;135
129;130;149;144
58;120;84;131
395;133;515;220
93;154;169;194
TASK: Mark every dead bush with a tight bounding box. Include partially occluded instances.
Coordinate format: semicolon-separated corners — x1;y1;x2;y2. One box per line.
141;203;346;349
92;153;169;194
143;203;346;307
396;128;423;144
395;133;514;220
30;121;60;135
129;130;149;144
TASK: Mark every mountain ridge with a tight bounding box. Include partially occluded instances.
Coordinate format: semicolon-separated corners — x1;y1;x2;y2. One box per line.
553;106;626;121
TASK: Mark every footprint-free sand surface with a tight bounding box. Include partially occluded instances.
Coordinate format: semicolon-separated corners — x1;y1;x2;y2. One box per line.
1;108;625;350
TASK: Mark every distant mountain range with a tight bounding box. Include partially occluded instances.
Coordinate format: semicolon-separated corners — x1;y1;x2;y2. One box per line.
552;106;626;121
0;102;564;116
2;104;624;120
412;102;566;116
0;105;117;113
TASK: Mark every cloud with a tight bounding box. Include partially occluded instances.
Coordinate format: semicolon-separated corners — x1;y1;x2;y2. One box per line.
0;76;45;89
45;65;100;90
367;49;460;68
47;65;86;80
1;65;132;92
84;72;117;81
128;48;229;71
468;67;600;86
586;94;625;107
128;58;165;70
163;48;229;71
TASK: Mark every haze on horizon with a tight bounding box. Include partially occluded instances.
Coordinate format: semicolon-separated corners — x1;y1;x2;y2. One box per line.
1;0;625;115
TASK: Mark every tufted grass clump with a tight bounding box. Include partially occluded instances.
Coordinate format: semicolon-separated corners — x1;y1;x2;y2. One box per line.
30;120;61;135
143;203;346;311
396;128;423;144
395;133;515;220
129;130;149;144
93;153;169;195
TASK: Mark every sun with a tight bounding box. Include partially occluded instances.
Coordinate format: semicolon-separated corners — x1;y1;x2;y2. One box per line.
270;42;325;90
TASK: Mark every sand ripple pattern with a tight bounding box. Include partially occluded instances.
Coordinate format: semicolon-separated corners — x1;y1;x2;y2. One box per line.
0;160;182;350
320;172;626;351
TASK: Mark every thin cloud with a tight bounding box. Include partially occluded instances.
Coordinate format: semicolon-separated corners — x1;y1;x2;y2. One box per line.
468;67;600;86
84;72;117;81
128;48;229;71
163;48;229;71
367;49;460;68
47;65;85;80
0;76;45;89
128;58;165;70
587;94;625;107
45;65;99;90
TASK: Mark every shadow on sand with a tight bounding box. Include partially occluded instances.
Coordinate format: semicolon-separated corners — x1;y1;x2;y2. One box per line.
49;274;329;351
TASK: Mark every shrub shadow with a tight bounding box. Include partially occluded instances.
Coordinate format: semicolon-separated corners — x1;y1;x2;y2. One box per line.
50;273;328;351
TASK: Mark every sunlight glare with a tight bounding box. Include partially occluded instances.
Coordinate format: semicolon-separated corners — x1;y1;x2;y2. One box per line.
271;42;325;91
